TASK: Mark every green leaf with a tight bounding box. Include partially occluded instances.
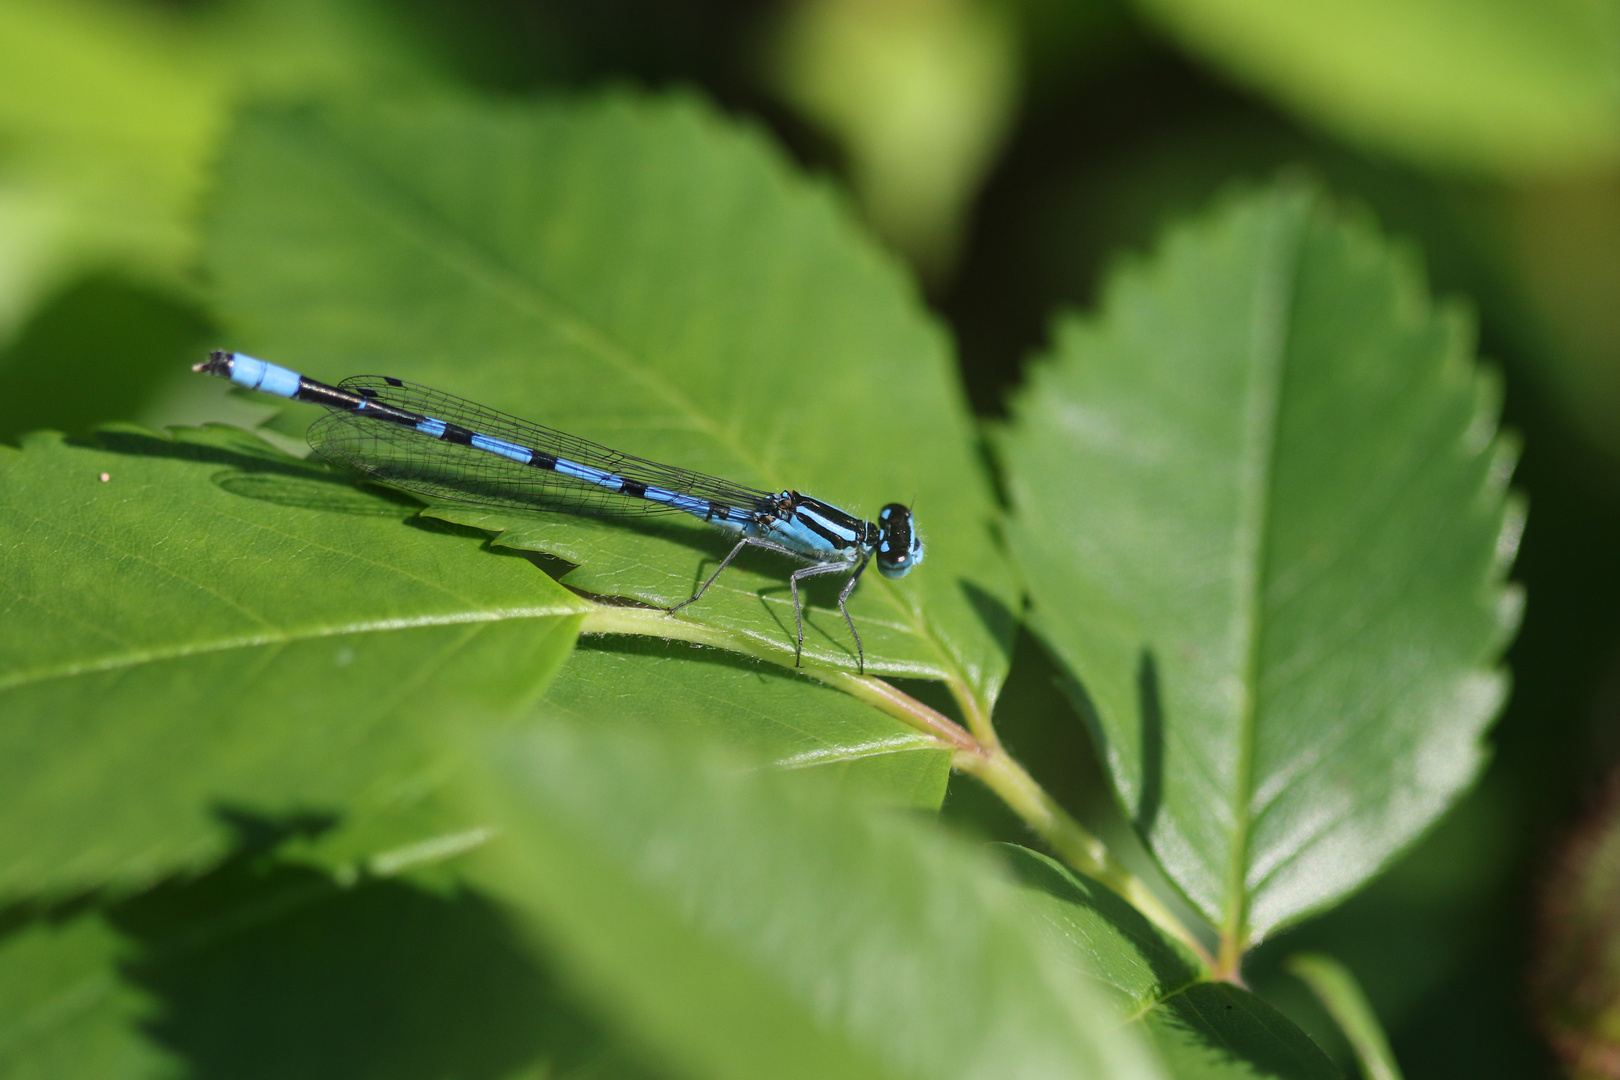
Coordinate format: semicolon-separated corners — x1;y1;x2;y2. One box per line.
206;92;1017;698
1000;845;1339;1079
0;424;587;898
0;850;666;1080
0;0;217;327
1141;983;1341;1080
766;0;1021;275
996;844;1206;1013
1131;0;1620;175
1001;182;1520;955
0;0;440;336
464;719;1166;1080
1286;953;1404;1080
0;906;171;1080
544;638;951;808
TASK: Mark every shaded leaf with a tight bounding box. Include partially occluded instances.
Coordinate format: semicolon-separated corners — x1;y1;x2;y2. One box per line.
0;844;663;1080
206;92;1016;694
1002;182;1520;950
0;424;586;897
999;845;1339;1079
996;844;1206;1014
1142;982;1341;1080
0;277;212;445
464;719;1166;1080
1287;953;1404;1080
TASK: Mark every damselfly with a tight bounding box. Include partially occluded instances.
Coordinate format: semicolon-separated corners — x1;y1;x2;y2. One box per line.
194;351;924;672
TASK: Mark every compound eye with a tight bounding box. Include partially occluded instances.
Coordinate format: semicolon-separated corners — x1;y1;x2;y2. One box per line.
875;503;921;578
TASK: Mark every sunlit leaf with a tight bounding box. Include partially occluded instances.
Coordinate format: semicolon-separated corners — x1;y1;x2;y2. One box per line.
767;0;1021;275
0;424;586;898
545;637;951;808
1133;0;1620;174
206;93;1017;697
0;0;438;337
1002;182;1520;953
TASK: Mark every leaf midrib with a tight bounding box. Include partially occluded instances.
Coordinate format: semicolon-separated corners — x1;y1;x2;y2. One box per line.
0;608;584;694
0;467;587;691
773;734;942;768
1221;196;1307;954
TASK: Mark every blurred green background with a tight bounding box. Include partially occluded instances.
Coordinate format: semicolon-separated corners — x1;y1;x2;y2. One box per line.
4;0;1619;1075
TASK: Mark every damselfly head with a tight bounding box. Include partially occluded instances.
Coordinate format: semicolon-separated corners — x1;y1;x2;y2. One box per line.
875;503;923;578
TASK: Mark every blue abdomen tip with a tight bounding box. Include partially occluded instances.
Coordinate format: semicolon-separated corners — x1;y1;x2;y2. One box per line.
228;354;302;399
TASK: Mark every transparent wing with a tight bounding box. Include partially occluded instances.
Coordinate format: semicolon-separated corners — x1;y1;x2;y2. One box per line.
306;376;773;519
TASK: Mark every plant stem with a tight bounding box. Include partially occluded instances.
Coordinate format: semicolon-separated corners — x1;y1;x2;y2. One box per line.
578;605;1213;968
1215;933;1247;983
